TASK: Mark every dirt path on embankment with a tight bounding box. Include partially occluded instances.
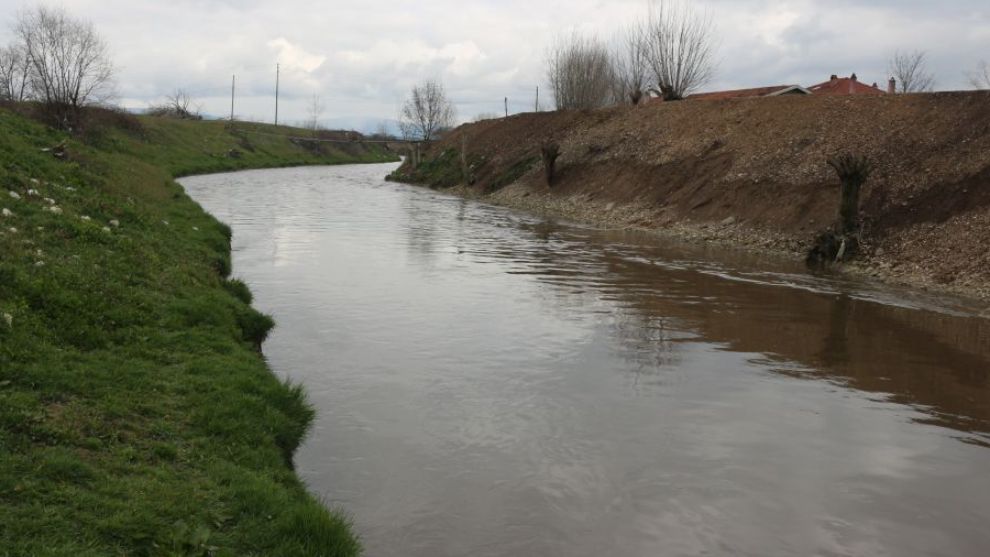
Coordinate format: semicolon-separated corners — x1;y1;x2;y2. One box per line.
390;92;990;302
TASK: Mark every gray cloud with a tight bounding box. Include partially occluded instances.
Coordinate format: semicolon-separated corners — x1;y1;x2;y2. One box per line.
0;0;986;126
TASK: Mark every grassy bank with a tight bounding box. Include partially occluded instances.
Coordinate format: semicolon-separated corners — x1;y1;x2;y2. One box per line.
0;110;393;556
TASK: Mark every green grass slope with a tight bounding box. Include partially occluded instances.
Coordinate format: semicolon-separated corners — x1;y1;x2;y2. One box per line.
0;111;384;556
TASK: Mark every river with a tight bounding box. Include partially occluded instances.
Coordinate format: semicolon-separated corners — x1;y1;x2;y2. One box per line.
181;163;990;557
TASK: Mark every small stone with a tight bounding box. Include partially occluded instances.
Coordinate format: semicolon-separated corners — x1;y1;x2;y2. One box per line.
1;208;12;218
2;313;11;328
29;178;39;184
26;189;39;196
162;220;169;226
44;198;55;205
35;261;45;267
7;227;16;234
102;226;111;233
192;226;199;231
109;219;120;227
80;215;91;221
48;206;63;215
8;191;20;200
721;216;737;226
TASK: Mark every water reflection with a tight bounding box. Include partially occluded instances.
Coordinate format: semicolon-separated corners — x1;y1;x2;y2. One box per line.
182;164;990;557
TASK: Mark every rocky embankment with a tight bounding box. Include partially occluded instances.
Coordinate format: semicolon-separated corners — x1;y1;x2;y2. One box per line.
389;92;990;301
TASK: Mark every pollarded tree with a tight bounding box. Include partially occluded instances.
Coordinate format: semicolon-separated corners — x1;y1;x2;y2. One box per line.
639;0;717;101
399;79;456;143
546;33;618;110
14;6;115;125
612;25;650;104
888;50;935;93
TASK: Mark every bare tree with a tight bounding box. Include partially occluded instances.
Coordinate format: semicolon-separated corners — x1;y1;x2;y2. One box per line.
639;0;717;100
888;50;935;93
0;43;31;102
546;32;618;110
148;89;201;119
399;79;456;142
612;25;649;104
15;6;115;122
305;94;325;132
969;60;990;89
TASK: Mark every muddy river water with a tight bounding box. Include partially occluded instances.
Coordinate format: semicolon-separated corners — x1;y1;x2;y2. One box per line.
181;163;990;557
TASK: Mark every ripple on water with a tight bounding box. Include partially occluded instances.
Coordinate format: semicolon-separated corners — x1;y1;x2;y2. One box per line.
181;164;990;557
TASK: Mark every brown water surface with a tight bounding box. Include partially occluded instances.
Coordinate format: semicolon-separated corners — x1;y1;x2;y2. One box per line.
181;164;990;557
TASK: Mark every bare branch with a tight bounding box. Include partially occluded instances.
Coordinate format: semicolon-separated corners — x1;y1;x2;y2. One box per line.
612;24;649;104
399;79;456;142
889;50;935;93
639;0;717;100
12;6;115;127
148;89;201;119
546;32;618;110
0;43;31;102
306;94;326;132
968;60;990;90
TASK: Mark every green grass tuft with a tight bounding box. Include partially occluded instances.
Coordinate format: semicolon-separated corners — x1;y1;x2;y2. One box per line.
0;108;366;555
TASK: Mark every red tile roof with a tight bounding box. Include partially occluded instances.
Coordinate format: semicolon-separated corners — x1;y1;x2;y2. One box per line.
688;85;809;100
808;75;886;96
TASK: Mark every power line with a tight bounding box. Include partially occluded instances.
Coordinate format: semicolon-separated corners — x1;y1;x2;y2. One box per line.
274;63;280;127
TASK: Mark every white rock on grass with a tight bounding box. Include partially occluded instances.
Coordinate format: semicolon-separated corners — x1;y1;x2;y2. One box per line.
27;189;39;197
102;226;111;233
1;208;12;218
80;215;91;221
8;191;20;200
7;227;17;234
35;261;45;267
47;206;63;215
2;313;11;328
29;178;39;184
44;198;56;205
109;219;120;227
162;220;169;226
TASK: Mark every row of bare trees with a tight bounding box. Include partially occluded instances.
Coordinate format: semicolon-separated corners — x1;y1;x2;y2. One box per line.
544;1;985;111
0;6;116;127
547;0;717;110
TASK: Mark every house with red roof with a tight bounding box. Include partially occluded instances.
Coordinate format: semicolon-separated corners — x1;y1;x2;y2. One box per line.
687;84;811;100
808;74;892;95
673;73;895;102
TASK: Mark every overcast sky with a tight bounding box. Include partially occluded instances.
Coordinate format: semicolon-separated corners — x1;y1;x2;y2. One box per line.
1;0;988;128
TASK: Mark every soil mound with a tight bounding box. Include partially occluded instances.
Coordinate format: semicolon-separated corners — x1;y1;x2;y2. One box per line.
391;92;990;298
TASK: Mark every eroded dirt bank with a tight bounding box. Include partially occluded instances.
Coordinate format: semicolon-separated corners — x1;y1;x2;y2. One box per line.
389;92;990;301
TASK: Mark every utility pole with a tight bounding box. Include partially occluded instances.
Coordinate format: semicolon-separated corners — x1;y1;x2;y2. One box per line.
504;96;508;118
535;86;539;112
230;74;236;124
274;63;280;127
